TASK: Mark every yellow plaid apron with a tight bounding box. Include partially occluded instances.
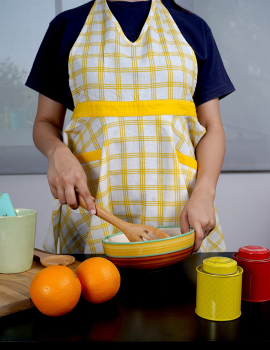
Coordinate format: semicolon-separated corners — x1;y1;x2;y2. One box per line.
43;0;226;254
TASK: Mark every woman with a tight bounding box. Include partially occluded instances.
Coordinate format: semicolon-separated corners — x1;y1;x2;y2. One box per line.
26;0;235;254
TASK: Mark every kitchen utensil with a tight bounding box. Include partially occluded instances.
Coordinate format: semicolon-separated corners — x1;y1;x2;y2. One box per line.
33;250;75;267
102;226;194;270
0;209;37;273
76;193;170;242
0;249;81;317
233;245;270;302
195;257;243;321
0;193;16;216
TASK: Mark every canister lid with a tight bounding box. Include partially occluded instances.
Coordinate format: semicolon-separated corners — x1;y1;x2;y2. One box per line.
238;246;270;260
202;257;238;275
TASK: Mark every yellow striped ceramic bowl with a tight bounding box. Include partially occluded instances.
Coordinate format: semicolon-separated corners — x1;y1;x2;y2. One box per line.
102;226;194;270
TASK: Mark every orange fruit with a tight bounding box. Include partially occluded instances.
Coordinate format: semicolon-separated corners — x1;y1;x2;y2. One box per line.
75;257;121;304
30;265;81;316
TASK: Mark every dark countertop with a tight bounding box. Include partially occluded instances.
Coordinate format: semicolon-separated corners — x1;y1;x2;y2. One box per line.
0;252;270;343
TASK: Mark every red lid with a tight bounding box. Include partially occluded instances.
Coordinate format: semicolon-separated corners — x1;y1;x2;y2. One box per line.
238;246;270;260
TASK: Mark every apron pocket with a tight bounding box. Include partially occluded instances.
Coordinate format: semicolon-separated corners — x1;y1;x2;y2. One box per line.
175;150;197;170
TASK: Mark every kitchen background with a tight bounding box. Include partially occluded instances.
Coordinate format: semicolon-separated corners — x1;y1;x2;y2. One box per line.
1;0;269;252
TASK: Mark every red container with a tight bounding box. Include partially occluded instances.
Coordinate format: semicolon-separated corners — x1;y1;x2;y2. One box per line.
233;246;270;302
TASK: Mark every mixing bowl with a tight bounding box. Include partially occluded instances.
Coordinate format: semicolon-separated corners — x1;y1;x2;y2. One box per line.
102;226;194;270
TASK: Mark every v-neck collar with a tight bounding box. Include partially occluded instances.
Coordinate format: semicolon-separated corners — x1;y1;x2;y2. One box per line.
104;0;157;46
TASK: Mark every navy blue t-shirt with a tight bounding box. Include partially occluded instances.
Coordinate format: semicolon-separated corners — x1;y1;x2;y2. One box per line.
25;0;235;111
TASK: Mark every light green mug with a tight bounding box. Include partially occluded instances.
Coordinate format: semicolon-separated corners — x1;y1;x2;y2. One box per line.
0;209;37;273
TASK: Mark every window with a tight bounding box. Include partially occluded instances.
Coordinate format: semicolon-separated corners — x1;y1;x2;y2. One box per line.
0;0;77;174
1;0;57;174
193;0;270;171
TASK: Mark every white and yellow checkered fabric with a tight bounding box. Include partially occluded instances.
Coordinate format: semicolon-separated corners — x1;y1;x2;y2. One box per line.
43;0;226;254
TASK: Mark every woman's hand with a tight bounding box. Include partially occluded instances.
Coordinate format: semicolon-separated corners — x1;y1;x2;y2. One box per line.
180;98;225;252
180;188;216;252
33;93;96;214
47;145;96;214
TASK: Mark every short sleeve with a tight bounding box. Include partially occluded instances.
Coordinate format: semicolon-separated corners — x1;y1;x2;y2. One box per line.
193;25;235;106
25;20;73;110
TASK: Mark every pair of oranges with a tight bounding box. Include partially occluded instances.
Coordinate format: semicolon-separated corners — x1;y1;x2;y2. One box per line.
30;257;121;317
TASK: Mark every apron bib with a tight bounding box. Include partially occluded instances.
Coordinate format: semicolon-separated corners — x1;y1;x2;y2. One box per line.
43;0;226;254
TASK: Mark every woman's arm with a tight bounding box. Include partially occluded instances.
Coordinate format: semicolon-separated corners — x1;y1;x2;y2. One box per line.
33;93;96;214
180;98;225;252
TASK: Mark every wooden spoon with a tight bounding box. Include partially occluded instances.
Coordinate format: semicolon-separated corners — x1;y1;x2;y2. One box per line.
33;249;75;267
76;193;170;242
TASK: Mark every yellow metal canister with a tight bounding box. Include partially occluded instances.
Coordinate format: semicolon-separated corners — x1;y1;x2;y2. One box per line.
195;257;243;321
